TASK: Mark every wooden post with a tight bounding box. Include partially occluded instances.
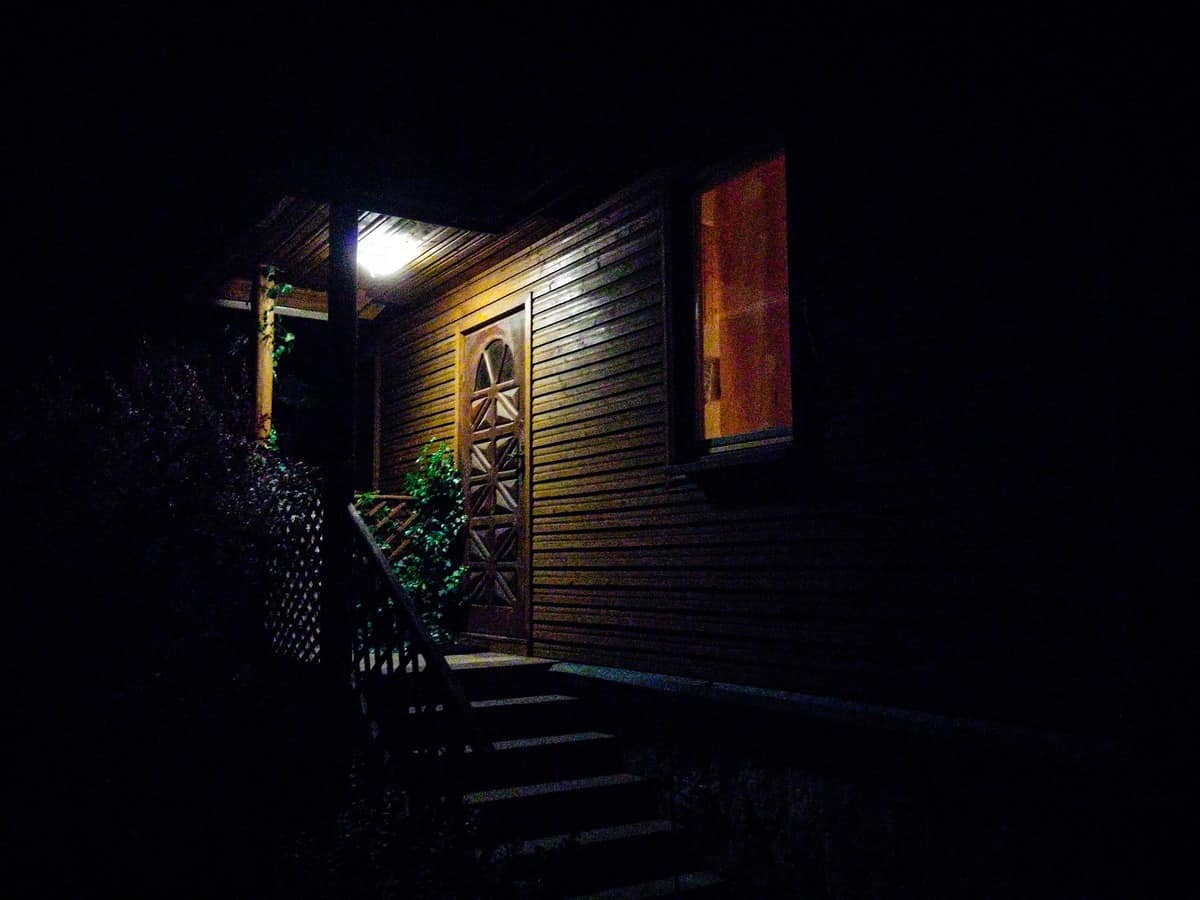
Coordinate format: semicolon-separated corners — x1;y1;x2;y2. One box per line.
323;203;358;687
372;339;382;490
252;264;275;442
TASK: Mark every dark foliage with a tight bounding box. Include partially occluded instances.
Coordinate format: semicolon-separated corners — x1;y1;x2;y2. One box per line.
4;313;539;897
4;317;408;897
9;317;310;667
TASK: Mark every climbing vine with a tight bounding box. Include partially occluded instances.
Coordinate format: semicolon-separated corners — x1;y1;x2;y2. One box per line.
262;265;296;377
357;441;467;646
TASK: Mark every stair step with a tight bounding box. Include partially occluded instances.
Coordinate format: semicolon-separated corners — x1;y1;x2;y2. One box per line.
567;871;727;899
448;652;557;700
479;819;685;894
519;817;677;854
470;693;578;709
446;651;555;669
466;731;620;790
470;694;589;739
465;773;658;840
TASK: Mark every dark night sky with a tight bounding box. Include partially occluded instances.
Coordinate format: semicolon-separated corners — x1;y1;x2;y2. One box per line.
7;9;1183;361
11;9;1181;589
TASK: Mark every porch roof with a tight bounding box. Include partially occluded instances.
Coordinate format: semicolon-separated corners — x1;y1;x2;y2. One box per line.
209;190;584;321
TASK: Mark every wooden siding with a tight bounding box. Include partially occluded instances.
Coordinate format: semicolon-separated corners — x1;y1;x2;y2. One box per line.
379;178;1123;735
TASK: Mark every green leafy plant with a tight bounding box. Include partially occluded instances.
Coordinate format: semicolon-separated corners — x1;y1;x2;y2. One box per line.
394;441;467;645
271;328;295;373
264;265;293;303
260;265;296;377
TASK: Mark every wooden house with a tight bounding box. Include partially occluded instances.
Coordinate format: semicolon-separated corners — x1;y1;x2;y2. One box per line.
17;18;1163;895
213;123;1129;751
188;38;1160;886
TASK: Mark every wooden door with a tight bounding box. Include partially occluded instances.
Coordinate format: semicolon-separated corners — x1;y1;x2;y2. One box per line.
459;311;528;641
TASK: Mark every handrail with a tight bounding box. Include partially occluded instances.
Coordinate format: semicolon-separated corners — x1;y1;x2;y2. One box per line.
347;502;493;756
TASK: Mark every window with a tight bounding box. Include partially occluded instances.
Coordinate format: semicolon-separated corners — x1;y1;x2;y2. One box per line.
668;149;797;468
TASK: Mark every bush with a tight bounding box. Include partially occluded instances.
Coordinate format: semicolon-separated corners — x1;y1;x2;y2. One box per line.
394;441;467;645
6;318;340;897
8;319;323;678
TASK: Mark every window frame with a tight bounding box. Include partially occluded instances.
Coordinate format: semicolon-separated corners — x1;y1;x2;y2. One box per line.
664;144;810;474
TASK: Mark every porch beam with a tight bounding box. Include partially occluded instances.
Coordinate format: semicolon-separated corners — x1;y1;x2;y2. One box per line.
218;277;384;319
216;298;328;321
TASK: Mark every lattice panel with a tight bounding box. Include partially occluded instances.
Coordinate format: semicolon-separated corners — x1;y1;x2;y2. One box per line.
355;494;417;567
264;489;324;663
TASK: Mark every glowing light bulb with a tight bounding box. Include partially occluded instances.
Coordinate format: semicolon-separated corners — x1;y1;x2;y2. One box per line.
357;231;422;277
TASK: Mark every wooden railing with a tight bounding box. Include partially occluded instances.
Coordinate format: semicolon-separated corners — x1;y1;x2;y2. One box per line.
347;502;491;794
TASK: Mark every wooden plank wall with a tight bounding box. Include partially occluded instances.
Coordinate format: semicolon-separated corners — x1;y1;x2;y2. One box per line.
379;178;1124;735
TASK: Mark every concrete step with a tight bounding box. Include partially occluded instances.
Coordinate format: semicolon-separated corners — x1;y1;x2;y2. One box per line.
479;818;687;895
465;731;621;790
464;773;659;841
567;871;728;899
470;693;591;740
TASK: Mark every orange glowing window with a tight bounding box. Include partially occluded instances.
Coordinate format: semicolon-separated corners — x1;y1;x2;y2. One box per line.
695;152;791;445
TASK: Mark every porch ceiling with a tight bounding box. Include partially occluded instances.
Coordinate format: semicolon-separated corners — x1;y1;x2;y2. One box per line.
215;195;560;320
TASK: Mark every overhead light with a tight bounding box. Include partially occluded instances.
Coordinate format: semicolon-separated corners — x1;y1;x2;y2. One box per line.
357;230;422;278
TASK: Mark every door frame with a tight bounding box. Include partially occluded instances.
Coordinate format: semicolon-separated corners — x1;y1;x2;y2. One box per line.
454;295;533;653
